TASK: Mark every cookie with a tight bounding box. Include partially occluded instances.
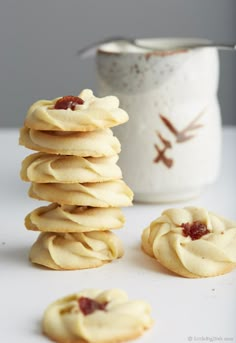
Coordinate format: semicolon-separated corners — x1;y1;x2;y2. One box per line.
29;231;124;270
28;180;133;207
19;127;121;157
25;203;125;233
21;153;122;183
142;207;236;278
24;89;129;131
42;289;153;343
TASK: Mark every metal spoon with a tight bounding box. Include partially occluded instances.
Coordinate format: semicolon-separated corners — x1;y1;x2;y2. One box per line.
77;37;236;58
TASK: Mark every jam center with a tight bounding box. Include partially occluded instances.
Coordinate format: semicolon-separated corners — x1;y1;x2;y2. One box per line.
78;297;108;315
181;221;210;240
54;95;84;110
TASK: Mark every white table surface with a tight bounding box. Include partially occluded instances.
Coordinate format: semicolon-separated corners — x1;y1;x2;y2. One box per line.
1;127;236;343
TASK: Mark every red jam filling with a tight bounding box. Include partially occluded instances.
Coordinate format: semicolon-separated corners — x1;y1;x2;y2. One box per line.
78;297;108;315
54;95;84;110
181;221;210;240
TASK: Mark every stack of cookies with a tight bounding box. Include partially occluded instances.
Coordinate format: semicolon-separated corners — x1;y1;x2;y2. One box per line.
19;89;133;270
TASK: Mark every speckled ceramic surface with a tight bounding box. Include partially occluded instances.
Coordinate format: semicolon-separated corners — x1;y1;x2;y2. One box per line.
96;39;221;202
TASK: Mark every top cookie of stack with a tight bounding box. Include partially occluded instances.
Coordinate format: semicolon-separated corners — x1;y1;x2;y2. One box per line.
19;89;133;270
23;89;128;131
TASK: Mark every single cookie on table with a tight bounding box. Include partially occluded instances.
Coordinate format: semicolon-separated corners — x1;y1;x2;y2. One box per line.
142;207;236;278
21;153;122;183
25;203;125;233
19;127;120;157
28;180;133;207
24;89;129;131
42;288;153;343
30;231;124;270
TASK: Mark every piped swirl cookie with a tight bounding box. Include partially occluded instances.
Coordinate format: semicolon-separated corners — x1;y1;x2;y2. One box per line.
24;89;128;131
19;127;120;157
42;289;153;343
29;180;133;207
142;207;236;278
25;203;125;233
30;231;124;270
21;153;122;183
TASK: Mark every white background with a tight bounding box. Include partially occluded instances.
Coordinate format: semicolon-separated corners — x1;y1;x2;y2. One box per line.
0;128;236;342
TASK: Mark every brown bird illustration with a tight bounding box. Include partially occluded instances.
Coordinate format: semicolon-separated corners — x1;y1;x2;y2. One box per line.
160;110;205;143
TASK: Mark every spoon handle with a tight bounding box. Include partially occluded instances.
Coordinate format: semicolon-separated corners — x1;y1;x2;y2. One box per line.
133;41;236;51
177;43;236;51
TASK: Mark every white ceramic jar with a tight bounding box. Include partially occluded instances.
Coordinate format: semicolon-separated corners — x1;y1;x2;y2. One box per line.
96;38;221;202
